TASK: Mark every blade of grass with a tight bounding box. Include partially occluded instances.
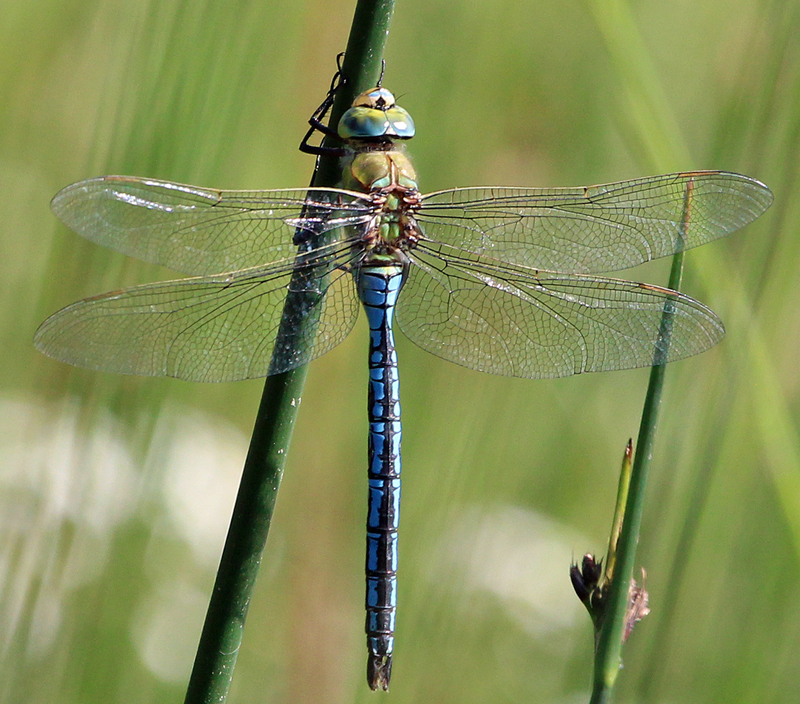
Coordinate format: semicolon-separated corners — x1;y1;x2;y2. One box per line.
183;2;396;703
603;440;634;587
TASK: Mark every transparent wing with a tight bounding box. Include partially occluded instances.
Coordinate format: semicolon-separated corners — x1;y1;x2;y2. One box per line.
397;243;724;379
51;176;373;276
418;171;772;274
34;246;361;382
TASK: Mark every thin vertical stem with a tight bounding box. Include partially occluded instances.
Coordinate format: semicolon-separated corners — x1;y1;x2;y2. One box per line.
589;179;693;704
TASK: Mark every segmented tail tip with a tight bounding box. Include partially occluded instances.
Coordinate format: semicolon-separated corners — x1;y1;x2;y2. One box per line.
367;654;393;691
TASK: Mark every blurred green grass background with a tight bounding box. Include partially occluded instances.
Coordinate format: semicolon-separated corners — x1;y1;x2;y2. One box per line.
2;0;797;702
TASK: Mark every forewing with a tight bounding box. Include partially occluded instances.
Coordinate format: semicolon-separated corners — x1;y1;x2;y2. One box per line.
418;171;772;274
34;248;361;382
51;176;372;275
397;243;724;379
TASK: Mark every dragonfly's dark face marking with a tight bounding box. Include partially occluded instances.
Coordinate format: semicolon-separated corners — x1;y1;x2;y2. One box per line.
352;87;395;110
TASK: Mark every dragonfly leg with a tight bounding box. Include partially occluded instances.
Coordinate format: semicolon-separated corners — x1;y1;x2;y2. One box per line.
299;54;347;156
298;122;345;156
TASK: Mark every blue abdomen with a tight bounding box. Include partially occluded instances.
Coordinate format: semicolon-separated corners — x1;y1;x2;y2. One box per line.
356;265;404;690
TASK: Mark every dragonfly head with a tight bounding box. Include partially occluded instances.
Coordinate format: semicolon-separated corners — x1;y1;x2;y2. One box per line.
338;87;415;141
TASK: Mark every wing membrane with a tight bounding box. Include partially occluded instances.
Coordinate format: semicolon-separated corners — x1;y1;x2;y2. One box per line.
418;171;772;274
34;247;361;381
51;176;373;276
397;242;724;379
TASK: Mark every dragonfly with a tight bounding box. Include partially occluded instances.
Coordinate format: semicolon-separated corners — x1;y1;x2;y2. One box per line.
35;80;772;690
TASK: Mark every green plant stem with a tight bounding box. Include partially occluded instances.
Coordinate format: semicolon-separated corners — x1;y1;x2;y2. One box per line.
603;440;633;584
183;2;395;703
589;251;684;704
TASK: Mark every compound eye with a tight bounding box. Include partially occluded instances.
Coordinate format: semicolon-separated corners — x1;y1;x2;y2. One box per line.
384;108;415;139
338;107;391;139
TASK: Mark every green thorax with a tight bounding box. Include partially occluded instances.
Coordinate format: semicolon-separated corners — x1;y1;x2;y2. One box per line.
342;146;419;262
340;147;418;194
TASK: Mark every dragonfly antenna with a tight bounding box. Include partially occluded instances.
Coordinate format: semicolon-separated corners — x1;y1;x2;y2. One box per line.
377;59;386;87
